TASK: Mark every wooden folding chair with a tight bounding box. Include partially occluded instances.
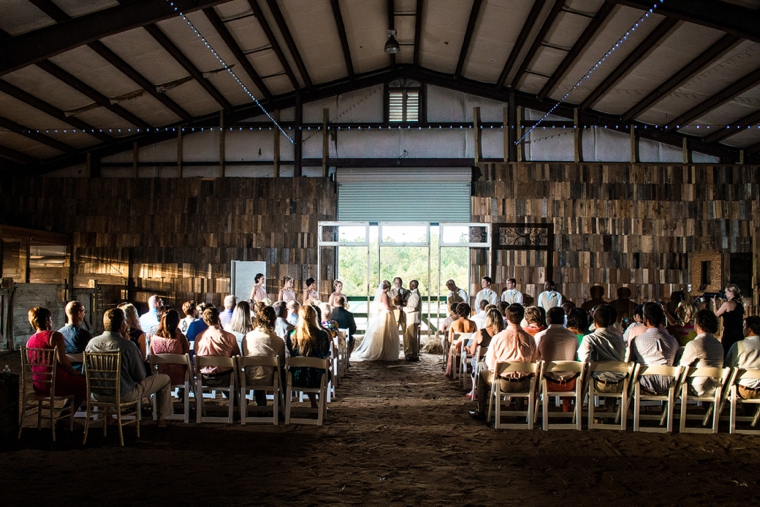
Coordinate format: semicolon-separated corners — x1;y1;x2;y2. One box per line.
195;355;237;424
632;364;682;433
148;353;193;424
18;347;75;442
238;355;281;425
487;361;539;430
284;357;329;426
678;366;731;433
82;351;141;446
586;361;635;431
729;368;760;434
539;361;585;430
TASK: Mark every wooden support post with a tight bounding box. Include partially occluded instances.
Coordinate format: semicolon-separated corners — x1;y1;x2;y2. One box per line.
132;141;138;178
294;92;303;177
273;110;280;177
322;108;329;177
503;107;509;162
219;111;225;178
682;137;689;164
573;108;581;163
473;106;481;164
739;149;745;165
86;152;91;178
630;124;638;163
23;238;30;284
177;129;183;178
508;90;517;162
516;106;524;162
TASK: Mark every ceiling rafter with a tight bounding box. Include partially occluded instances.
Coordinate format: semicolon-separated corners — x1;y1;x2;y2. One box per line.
413;0;423;67
28;0;68;22
666;66;760;130
202;7;272;100
247;1;298;89
704;109;760;145
329;0;354;80
538;2;615;100
608;0;760;44
510;0;566;89
580;17;679;111
623;34;741;121
264;0;312;89
0;144;40;165
0;115;76;154
143;24;232;112
0;80;112;143
36;60;151;129
496;0;547;88
455;0;483;78
0;0;236;77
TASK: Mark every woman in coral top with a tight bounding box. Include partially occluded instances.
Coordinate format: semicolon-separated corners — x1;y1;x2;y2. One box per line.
25;306;86;410
150;309;190;385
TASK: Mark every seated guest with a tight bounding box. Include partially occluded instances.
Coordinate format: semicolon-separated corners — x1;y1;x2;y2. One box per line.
666;302;697;346
224;301;253;351
536;307;580;412
286;305;331;408
465;308;505;399
286;300;300;327
86;308;172;427
179;300;197;334
194;307;241;391
150;310;191;387
623;304;646;346
145;305;166;342
471;300;490;330
578;305;627;400
27;307;87;411
581;285;607;312
138;295;162;334
273;301;294;342
185;303;212;344
118;303;147;361
219;295;236;327
318;302;340;338
470;304;537;420
522;306;547;337
566;307;590;346
726;316;760;399
242;306;285;406
610;286;637;323
330;296;357;357
678;309;724;395
445;303;478;378
58;301;92;370
627;303;678;394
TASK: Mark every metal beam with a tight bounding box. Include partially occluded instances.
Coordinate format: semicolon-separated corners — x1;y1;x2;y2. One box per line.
247;0;299;89
0;80;112;143
265;0;312;88
0;115;76;154
0;0;236;77
388;0;396;68
413;0;423;67
510;0;565;88
202;7;272;99
666;66;760;130
623;34;741;121
704;110;760;144
496;0;547;88
608;0;760;44
580;17;679;111
538;2;615;100
455;0;483;78
36;60;152;129
330;0;354;79
143;24;233;111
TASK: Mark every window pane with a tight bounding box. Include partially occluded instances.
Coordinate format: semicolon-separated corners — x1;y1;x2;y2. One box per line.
389;91;404;122
406;91;419;122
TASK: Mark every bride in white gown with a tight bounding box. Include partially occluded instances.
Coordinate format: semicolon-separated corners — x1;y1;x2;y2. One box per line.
351;280;400;362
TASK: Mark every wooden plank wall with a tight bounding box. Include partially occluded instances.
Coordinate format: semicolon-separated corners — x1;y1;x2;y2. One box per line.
473;163;759;309
0;177;337;310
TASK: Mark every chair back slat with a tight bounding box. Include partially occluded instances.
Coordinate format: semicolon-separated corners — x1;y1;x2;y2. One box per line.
239;355;279;368
83;352;122;399
195;355;237;370
637;365;680;377
149;353;191;368
21;347;57;391
735;368;760;381
286;357;329;370
588;361;632;374
542;360;584;373
494;361;538;375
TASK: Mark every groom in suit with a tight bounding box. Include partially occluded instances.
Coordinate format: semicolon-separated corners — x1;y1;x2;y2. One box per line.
389;277;408;339
403;280;422;361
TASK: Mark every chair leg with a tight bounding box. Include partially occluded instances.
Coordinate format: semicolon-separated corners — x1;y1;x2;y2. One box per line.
284;386;292;425
240;388;247;426
50;400;56;442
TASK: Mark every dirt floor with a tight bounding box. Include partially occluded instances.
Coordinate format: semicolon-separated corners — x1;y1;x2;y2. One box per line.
1;348;760;506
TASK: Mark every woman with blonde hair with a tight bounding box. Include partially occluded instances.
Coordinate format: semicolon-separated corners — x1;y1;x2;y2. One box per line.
118;302;147;360
328;280;346;308
225;301;253;350
286;305;331;408
243;305;285;406
465;307;504;399
666;302;698;346
714;283;745;358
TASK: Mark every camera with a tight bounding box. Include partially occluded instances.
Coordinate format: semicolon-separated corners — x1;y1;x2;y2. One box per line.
694;291;725;304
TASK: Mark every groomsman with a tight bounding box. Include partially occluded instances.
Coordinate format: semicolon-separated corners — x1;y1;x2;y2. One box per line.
390;277;408;337
403;280;422;361
445;279;469;305
500;278;524;305
475;276;498;309
538;280;563;311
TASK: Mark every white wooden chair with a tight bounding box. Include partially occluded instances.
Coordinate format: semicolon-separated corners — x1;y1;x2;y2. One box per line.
539;361;585;430
82;351;142;446
238;355;281;425
284;357;329;426
468;345;488;396
148;353;193;424
586;361;635;431
195;355;237;424
487;361;539;430
450;332;472;382
329;338;339;399
632;364;682;433
729;368;760;434
18;347;75;442
338;328;349;376
678;366;731;434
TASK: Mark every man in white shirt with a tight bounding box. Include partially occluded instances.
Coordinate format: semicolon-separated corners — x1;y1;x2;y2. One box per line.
628;303;679;394
474;277;498;309
471;299;489;330
535;307;580;412
389;277;408;338
500;278;523;305
403;280;422;361
446;279;468;306
726;315;760;399
537;280;563;312
678;309;724;396
139;294;162;333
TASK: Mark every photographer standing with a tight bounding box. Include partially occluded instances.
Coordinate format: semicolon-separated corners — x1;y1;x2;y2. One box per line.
713;283;744;359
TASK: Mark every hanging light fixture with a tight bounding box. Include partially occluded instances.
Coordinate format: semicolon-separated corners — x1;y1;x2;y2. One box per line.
384;29;400;54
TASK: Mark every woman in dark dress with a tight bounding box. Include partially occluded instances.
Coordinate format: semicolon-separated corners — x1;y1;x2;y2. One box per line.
714;283;745;359
286;305;330;408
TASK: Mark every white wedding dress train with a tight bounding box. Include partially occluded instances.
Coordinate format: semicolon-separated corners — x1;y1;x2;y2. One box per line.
351;308;400;362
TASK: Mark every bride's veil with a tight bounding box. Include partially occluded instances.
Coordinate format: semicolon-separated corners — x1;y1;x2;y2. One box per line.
370;282;385;318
